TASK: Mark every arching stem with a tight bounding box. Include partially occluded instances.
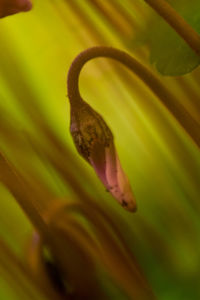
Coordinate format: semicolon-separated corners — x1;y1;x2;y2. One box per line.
67;46;200;149
68;46;177;110
144;0;200;55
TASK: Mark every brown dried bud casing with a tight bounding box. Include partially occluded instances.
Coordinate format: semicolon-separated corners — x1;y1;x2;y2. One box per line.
70;100;113;163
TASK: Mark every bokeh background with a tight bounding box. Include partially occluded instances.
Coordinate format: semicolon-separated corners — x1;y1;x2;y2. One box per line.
0;0;199;299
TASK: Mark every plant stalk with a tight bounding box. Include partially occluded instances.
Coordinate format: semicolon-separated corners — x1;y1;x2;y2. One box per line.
144;0;200;55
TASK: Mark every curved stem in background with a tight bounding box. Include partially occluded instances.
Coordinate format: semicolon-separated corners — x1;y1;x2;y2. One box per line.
144;0;200;55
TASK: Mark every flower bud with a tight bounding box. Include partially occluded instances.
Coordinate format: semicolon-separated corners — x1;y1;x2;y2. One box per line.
70;100;136;212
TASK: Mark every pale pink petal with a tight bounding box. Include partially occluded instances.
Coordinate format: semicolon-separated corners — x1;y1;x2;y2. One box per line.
105;142;136;212
90;140;136;212
89;142;108;188
115;152;137;211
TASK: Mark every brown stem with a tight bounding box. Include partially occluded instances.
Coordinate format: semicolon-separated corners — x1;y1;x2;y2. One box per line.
144;0;200;55
0;153;46;232
67;46;177;106
67;46;200;147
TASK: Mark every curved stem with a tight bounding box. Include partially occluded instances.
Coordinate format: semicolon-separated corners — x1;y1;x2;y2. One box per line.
68;46;177;107
67;46;200;148
144;0;200;55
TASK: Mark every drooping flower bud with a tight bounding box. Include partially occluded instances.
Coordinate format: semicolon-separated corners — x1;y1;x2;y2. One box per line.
70;100;136;212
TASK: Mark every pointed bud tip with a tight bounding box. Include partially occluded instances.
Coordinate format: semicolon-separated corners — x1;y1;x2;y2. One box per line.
122;201;137;213
120;193;137;212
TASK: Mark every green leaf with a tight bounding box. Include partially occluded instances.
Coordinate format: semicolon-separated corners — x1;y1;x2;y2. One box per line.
147;0;200;76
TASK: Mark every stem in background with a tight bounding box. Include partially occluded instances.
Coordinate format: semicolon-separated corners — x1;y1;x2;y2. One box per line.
144;0;200;55
0;153;96;298
0;153;46;232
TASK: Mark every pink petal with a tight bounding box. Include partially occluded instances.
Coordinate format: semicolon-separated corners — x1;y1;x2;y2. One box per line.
105;142;137;212
89;141;112;191
90;141;136;212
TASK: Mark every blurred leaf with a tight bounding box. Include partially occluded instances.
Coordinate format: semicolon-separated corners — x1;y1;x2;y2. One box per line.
146;0;200;75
